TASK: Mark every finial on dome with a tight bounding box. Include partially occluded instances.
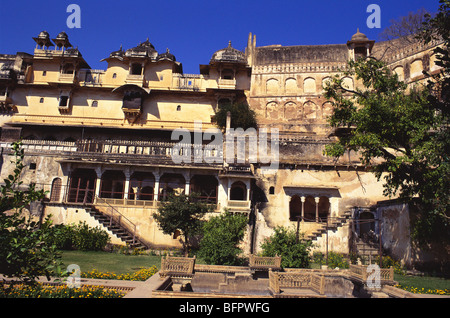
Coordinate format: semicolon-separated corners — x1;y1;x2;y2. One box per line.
228;40;232;47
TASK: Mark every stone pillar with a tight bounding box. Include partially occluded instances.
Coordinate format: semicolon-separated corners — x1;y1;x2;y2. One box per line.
301;196;305;221
315;197;320;222
123;170;131;200
185;180;190;196
94;167;103;200
154;174;160;201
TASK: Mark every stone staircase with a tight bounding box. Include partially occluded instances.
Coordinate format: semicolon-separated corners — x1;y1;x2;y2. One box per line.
85;205;148;249
305;210;352;241
354;239;380;263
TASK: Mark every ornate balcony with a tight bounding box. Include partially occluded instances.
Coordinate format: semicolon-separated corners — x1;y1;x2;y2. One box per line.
218;78;236;90
125;74;144;86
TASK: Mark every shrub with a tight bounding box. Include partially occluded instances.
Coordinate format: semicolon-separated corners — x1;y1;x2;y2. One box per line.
198;212;248;266
72;222;110;251
260;226;313;268
50;222;110;251
313;252;349;269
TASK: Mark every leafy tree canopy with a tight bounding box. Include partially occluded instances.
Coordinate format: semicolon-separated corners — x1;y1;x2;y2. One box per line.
152;192;212;255
212;101;257;131
198;211;248;266
323;3;449;243
0;141;64;283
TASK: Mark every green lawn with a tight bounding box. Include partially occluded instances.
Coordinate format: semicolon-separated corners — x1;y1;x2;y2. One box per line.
394;273;450;291
60;250;162;275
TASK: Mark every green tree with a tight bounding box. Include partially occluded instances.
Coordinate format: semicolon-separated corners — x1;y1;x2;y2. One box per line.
212;101;257;130
323;50;449;243
260;226;313;268
152;192;212;255
0;141;64;283
415;0;450;244
198;211;248;265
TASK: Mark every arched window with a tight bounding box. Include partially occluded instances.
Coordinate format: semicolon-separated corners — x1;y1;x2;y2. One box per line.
50;178;62;202
269;186;275;195
266;78;279;95
265;101;278;119
410;59;423;78
303;77;316;93
176;105;181;111
284;101;298;120
289;195;302;221
230;181;247;201
285;78;297;94
303;101;317;119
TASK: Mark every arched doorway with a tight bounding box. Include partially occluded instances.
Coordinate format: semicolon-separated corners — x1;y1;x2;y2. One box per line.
303;196;316;222
230;181;247;201
50;178;62;202
289;195;302;221
359;211;375;236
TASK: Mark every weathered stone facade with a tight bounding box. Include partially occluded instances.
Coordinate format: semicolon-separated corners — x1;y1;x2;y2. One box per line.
0;29;444;265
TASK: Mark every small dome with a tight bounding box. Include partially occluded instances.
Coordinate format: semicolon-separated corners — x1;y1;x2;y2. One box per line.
33;30;54;47
125;38;157;58
56;31;68;40
110;44;124;58
157;48;176;61
37;31;50;39
351;28;369;42
210;41;246;64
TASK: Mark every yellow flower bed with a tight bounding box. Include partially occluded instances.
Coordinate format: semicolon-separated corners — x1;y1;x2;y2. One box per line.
0;283;125;298
394;284;450;295
1;266;158;298
81;266;158;281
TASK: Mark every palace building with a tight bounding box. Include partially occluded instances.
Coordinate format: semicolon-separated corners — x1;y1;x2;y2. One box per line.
0;29;443;265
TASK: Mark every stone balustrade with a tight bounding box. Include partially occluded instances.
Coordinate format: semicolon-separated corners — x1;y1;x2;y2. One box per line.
269;270;325;295
249;254;282;270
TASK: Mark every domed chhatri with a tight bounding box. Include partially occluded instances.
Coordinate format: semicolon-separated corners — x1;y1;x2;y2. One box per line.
52;31;72;49
351;28;369;42
33;30;54;48
157;48;176;62
125;38;157;58
210;41;247;64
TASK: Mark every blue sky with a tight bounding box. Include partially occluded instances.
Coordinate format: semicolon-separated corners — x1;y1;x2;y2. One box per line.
0;0;439;74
